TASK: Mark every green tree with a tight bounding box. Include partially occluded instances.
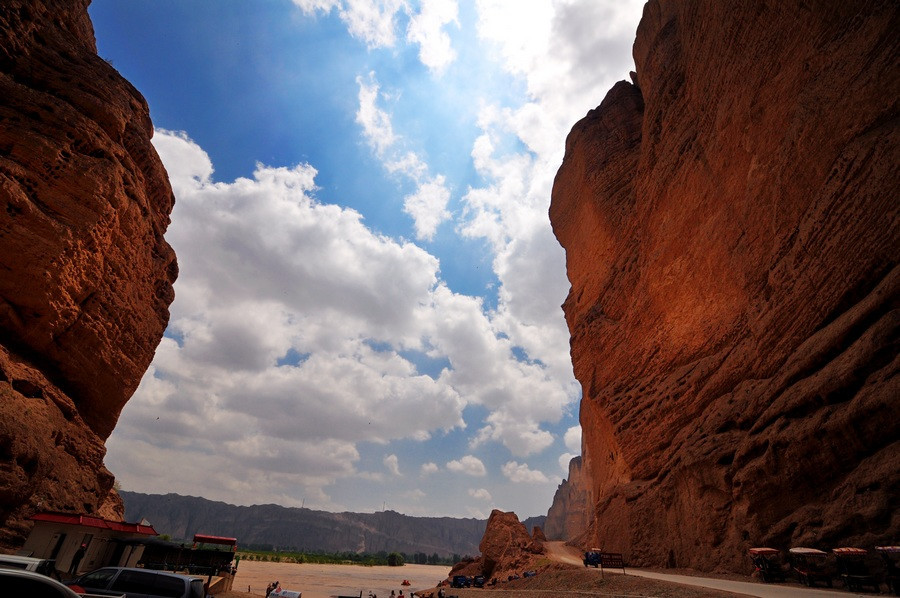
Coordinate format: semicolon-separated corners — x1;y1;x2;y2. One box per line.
387;552;404;567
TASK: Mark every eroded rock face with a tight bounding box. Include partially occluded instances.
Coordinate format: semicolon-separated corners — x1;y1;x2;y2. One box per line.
450;510;546;581
544;456;593;541
0;0;176;546
549;0;898;572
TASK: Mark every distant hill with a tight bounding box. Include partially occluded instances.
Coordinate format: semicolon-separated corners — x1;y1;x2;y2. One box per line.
121;491;546;558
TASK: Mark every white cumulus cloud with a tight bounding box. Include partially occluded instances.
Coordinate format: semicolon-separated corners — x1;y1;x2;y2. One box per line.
293;0;405;48
564;424;582;453
468;487;492;501
105;0;648;518
406;0;459;73
384;454;401;476
502;460;548;483
404;175;451;240
558;452;576;474
446;455;487;476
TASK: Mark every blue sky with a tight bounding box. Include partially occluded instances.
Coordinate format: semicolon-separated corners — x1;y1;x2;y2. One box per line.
90;0;645;519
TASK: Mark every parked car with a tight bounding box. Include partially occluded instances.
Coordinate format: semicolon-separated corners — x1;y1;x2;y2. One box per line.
450;574;471;588
66;567;204;598
0;568;82;598
583;550;602;567
472;574;485;587
0;554;59;577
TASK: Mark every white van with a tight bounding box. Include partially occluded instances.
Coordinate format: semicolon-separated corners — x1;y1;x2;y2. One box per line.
0;554;58;577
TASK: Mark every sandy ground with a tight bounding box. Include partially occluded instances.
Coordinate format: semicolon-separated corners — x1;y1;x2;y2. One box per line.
216;559;746;598
215;544;861;598
224;560;449;598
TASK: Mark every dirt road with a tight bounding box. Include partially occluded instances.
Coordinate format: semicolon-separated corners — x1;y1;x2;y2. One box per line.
542;542;868;598
543;541;584;567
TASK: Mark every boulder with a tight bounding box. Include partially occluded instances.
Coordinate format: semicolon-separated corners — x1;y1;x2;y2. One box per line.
477;509;544;579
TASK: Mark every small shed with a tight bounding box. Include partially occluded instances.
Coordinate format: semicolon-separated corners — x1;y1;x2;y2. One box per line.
192;534;237;552
22;512;158;576
139;534;237;576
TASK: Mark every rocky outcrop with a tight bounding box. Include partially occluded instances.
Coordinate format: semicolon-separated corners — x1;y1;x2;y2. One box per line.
544;456;592;541
0;0;177;546
449;509;547;582
549;0;898;572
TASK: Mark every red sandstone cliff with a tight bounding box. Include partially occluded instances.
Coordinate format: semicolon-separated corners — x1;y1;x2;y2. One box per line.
0;0;176;546
549;0;898;572
544;456;592;541
448;510;548;582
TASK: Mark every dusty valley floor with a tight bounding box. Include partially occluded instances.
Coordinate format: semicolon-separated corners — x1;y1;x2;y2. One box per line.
216;559;751;598
223;560;449;598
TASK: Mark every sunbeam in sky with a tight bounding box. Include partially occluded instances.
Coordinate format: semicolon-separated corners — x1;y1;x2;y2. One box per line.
89;0;645;519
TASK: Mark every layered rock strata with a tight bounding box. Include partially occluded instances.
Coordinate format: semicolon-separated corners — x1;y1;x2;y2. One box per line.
0;0;176;546
549;0;899;571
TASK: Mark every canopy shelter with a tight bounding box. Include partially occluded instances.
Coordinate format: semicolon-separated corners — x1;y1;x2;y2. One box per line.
789;547;828;556
748;547;780;556
192;534;237;551
832;547;868;556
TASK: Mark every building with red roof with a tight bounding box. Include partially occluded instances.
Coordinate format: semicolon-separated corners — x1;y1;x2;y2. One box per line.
22;512;159;576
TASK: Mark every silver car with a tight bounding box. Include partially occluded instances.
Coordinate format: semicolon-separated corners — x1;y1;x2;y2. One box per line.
66;567;204;598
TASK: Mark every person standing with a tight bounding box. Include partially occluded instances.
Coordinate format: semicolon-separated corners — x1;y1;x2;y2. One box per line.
69;543;86;575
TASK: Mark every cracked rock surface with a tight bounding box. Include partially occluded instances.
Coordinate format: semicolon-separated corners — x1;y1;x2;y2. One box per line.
0;0;176;546
548;0;898;572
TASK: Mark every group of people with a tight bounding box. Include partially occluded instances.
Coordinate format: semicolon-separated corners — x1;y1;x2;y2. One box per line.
264;580;281;597
370;590;420;598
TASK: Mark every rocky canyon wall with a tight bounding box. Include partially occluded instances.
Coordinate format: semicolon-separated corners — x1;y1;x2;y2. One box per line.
0;0;177;546
549;0;898;571
544;456;592;541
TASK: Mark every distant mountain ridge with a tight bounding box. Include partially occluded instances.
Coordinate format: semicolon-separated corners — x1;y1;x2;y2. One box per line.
121;491;545;557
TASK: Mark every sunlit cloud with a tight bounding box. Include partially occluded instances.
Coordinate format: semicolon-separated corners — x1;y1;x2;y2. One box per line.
107;130;576;511
403;175;451;240
292;0;405;48
98;0;647;518
356;72;398;155
356;73;452;240
468;487;492;501
564;424;582;453
384;454;401;476
558;452;576;474
406;0;459;73
502;461;549;483
446;455;487;476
